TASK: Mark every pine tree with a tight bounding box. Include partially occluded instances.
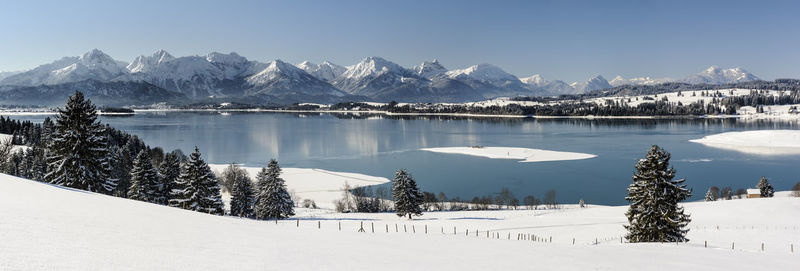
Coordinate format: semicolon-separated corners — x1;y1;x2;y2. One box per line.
254;159;294;220
158;152;181;206
127;149;159;202
44;91;116;193
392;169;423;219
756;177;775;198
704;188;716;201
169;147;224;215
624;145;691;243
229;165;255;218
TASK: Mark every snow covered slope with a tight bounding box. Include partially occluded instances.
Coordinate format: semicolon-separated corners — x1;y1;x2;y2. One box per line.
0;49;127;86
609;75;674;87
296;61;346;82
682;66;759;85
1;174;798;270
412;59;447;79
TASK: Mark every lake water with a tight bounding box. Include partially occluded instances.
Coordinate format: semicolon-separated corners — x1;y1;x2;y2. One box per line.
11;111;800;205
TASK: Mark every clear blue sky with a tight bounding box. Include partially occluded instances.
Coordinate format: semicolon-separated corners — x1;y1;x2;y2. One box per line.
1;0;798;82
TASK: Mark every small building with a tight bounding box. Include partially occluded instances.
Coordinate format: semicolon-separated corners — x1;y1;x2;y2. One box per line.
746;189;761;198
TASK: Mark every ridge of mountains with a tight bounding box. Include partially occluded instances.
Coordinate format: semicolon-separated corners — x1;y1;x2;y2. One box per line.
0;49;762;106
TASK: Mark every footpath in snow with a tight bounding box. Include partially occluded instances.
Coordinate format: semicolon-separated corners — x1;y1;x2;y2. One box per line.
421;146;597;163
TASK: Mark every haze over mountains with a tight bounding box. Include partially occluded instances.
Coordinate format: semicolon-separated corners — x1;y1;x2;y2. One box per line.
0;49;762;106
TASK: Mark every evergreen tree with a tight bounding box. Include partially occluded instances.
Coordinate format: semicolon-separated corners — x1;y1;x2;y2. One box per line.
107;147;129;197
254;159;294;220
169;147;224;215
127;150;159;202
229;165;255;218
392;169;423;219
624;145;691;243
158;152;181;206
44;91;115;193
704;188;716;201
756;177;775;198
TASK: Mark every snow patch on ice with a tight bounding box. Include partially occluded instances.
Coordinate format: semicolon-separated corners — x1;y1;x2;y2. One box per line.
690;130;800;155
421;146;597;163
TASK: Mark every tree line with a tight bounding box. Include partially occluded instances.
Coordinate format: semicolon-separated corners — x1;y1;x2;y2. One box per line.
0;91;295;220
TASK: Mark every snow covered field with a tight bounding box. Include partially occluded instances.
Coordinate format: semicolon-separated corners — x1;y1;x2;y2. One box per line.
1;174;798;270
209;164;391;209
421;146;597;163
690;130;800;155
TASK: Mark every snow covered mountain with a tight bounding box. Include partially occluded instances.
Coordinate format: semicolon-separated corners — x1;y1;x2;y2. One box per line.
412;59;447;79
443;63;533;97
609;76;674;87
331;56;422;96
244;60;346;101
119;50;269;98
520;74;576;95
571;75;612;93
0;71;20;81
0;49;128;86
0;50;768;104
296;61;346;82
681;66;759;85
445;63;518;86
0;79;185;106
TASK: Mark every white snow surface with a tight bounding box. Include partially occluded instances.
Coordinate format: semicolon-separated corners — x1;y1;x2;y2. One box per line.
296;61;346;81
421;146;597;163
208;164;390;209
1;174;799;270
682;66;759;85
690;130;800;155
445;63;518;84
340;56;407;79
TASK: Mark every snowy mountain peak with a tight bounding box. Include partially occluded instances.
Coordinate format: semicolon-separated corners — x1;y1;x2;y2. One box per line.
520;74;546;86
683;66;759;84
413;59;447;78
609;75;674;87
445;63;517;83
341;56;406;79
127;49;176;73
206;52;246;65
296;61;346;81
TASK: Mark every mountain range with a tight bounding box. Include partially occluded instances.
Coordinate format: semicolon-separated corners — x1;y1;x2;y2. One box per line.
0;49;762;106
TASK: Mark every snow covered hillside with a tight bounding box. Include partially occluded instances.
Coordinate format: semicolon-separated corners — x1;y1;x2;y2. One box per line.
1;174;798;270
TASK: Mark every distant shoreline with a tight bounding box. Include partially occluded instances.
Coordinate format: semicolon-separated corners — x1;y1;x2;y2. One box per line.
1;107;798;120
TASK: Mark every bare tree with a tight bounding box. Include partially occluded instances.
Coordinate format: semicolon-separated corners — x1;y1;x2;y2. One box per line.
544;189;558;209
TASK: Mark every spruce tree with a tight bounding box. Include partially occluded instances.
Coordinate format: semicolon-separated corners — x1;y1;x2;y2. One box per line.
254;159;294;220
229;165;255;218
392;169;423;219
127;149;159;202
158;152;181;206
704;188;716;201
44;91;116;193
169;147;224;215
624;145;691;243
756;177;775;198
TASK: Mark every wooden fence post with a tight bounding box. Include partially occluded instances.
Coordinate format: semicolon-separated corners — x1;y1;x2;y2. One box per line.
296;219;299;227
573;238;575;245
425;225;427;234
318;221;320;229
338;221;341;231
371;222;374;233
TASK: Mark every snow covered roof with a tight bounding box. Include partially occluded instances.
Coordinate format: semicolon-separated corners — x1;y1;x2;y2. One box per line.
746;189;760;195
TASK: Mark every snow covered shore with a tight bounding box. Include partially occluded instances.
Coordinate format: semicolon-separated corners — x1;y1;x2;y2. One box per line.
690;130;800;155
421;146;597;163
208;164;390;209
1;174;798;270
